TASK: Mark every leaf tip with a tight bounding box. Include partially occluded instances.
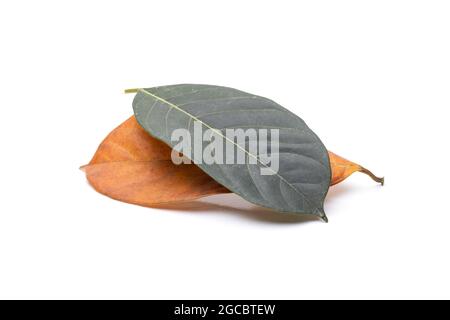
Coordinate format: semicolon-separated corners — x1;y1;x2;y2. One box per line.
314;207;328;223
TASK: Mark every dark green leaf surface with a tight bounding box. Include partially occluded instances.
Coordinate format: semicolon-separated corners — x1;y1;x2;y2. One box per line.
133;84;331;219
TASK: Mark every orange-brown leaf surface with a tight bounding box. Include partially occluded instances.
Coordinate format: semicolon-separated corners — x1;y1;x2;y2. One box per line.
82;116;229;206
82;117;383;207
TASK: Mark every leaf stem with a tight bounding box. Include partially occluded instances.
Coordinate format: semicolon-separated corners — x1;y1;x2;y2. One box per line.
124;88;140;94
359;167;384;186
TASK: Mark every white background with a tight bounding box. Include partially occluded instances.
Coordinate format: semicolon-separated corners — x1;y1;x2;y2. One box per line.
1;0;449;300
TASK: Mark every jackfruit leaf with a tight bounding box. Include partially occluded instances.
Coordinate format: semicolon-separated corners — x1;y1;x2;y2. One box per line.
132;84;331;220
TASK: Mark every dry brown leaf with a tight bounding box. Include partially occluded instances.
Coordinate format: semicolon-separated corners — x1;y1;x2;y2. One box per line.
82;116;383;207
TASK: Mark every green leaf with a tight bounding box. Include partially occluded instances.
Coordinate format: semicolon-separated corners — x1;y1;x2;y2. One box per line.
132;84;331;220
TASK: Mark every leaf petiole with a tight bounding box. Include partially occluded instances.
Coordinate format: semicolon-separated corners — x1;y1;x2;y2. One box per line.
124;88;140;94
359;167;385;186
